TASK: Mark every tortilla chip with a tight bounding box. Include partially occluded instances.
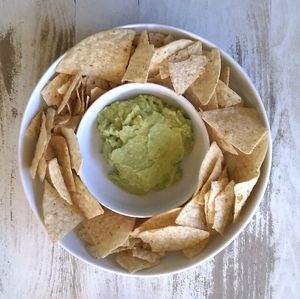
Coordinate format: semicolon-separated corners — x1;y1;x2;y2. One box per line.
206;177;229;228
131;208;181;236
48;158;72;204
56;29;136;82
60;127;82;174
216;80;242;108
44;143;56;161
132;248;161;264
45;107;56;137
225;133;269;182
138;226;209;252
122;31;155;83
41;73;71;106
85;76;110;91
147;73;173;89
149;39;194;75
175;198;207;229
206;125;238;155
111;237;142;254
115;250;159;273
148;32;166;47
26;111;42;140
78;209;135;258
73;175;104;219
220;66;230;85
50;135;76;192
202;107;268;154
185;48;221;107
30;112;47;179
233;175;259;222
55;113;71;126
90;87;106;101
37;156;47;182
213;180;235;235
219;166;228;179
57;80;71;95
169;55;207;95
163;34;176;45
182;238;209;258
43;180;83;242
58;73;81;114
199;92;218;111
194;142;224;195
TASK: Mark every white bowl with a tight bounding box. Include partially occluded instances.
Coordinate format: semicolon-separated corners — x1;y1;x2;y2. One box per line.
18;24;272;276
77;83;209;217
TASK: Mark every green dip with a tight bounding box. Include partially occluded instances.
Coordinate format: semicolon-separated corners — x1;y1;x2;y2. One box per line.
97;94;194;195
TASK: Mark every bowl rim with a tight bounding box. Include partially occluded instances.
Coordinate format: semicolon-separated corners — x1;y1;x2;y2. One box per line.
18;23;272;277
76;82;210;217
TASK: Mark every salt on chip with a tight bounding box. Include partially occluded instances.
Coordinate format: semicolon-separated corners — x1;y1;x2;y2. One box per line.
194;142;224;195
58;73;81;114
149;39;194;75
43;180;83;243
225;133;269;182
202;107;268;155
60;127;82;174
220;66;230;85
30;112;47;179
185;48;221;107
78;209;135;258
115;250;159;273
56;29;136;82
216;80;242;108
72;175;104;219
41;73;71;106
233;175;259;222
169;55;207;95
213;180;235;235
138;226;209;252
175;198;207;230
48;158;72;204
122;31;155;83
132;248;161;264
50;135;76;192
26;111;42;140
131;208;181;236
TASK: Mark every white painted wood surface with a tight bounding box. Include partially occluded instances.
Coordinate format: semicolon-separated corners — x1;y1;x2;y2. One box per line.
1;0;300;298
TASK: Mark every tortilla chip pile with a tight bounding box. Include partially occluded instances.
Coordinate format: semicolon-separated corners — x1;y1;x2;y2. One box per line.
26;29;268;273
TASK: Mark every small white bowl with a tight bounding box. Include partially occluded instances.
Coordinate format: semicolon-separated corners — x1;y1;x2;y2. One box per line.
77;83;209;217
18;24;272;277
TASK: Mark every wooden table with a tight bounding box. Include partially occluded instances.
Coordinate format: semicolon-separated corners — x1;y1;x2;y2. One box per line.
1;1;299;298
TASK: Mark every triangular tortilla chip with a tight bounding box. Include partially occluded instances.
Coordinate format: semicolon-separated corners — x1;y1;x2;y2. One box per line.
43;180;83;242
122;31;155;83
78;209;135;258
131;208;181;236
26;111;42;140
48;158;72;204
50;135;76;192
225;132;269;182
57;80;71;95
175;198;207;229
194;141;224;195
182;238;209;258
90;86;106;101
213;180;235;235
132;248;161;264
233;175;259;222
202;107;268;154
115;250;160;273
149;39;194;75
56;29;136;82
185;48;221;106
58;73;81;114
169;55;207;95
60;127;82;174
216;80;242;108
30;112;47;179
220;66;230;85
73;175;104;219
41;73;71;106
138;226;209;252
199;92;218;111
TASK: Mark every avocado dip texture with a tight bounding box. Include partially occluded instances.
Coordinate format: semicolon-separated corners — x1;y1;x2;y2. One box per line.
97;94;194;194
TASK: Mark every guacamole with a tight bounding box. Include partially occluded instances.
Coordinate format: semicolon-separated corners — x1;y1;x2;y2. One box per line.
97;95;194;194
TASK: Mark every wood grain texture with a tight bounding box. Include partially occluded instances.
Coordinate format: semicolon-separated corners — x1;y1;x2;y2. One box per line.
1;0;300;298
